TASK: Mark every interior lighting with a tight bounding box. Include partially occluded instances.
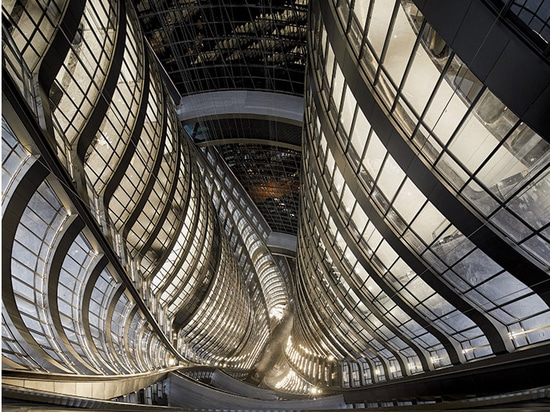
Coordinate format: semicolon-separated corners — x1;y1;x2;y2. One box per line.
310;387;321;395
269;305;284;320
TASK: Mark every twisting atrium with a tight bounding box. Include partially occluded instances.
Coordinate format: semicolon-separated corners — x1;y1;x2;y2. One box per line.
2;0;550;410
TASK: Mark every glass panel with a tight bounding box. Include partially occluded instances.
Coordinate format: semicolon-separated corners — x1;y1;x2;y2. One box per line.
340;85;356;136
508;171;550;231
410;202;448;244
393;178;426;223
452;249;503;286
522;235;550;266
424;55;471;144
476;272;527;303
383;2;416;86
367;0;395;56
377;155;405;201
448;115;499;177
353;0;371;31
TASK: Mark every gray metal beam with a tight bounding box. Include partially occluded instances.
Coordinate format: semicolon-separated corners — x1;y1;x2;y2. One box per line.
177;91;303;126
266;232;297;258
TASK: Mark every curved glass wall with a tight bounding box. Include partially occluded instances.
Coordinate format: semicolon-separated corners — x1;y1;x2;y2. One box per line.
201;147;289;320
295;0;550;386
126;105;181;262
107;57;163;233
195;146;291;369
331;0;550;268
4;0;549;402
83;3;145;196
2;0;275;380
3;0;67;77
48;0;118;167
2;118;175;374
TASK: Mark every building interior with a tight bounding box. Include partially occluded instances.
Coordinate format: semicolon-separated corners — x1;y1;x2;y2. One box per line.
2;0;550;410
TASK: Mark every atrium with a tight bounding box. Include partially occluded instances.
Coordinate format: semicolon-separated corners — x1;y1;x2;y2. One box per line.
2;0;550;410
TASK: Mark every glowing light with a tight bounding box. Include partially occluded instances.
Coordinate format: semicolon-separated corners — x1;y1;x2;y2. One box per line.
269;305;285;320
310;387;321;395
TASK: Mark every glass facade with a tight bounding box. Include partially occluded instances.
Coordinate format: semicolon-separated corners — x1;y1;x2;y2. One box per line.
2;0;278;385
2;0;550;407
289;0;550;388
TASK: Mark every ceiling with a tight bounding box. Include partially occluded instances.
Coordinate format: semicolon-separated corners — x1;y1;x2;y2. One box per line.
136;0;308;236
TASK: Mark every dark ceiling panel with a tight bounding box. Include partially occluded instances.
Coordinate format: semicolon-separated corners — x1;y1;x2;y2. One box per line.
136;0;308;96
218;143;301;234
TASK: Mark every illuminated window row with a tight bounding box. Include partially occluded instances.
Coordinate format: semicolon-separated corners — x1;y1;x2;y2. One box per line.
57;231;104;373
297;239;413;379
126;105;180;257
292;273;346;364
157;181;203;310
108;59;163;232
202;147;289;319
164;189;215;319
176;205;247;358
195;147;282;367
87;267;123;374
149;168;215;328
110;292;154;374
300;189;450;370
84;3;145;195
297;259;365;360
2;154;175;375
300;147;457;369
137;149;191;281
285;335;339;386
306;133;492;360
326;0;550;267
180;234;251;359
149;175;198;298
49;0;117;168
311;2;550;352
2;0;66;74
